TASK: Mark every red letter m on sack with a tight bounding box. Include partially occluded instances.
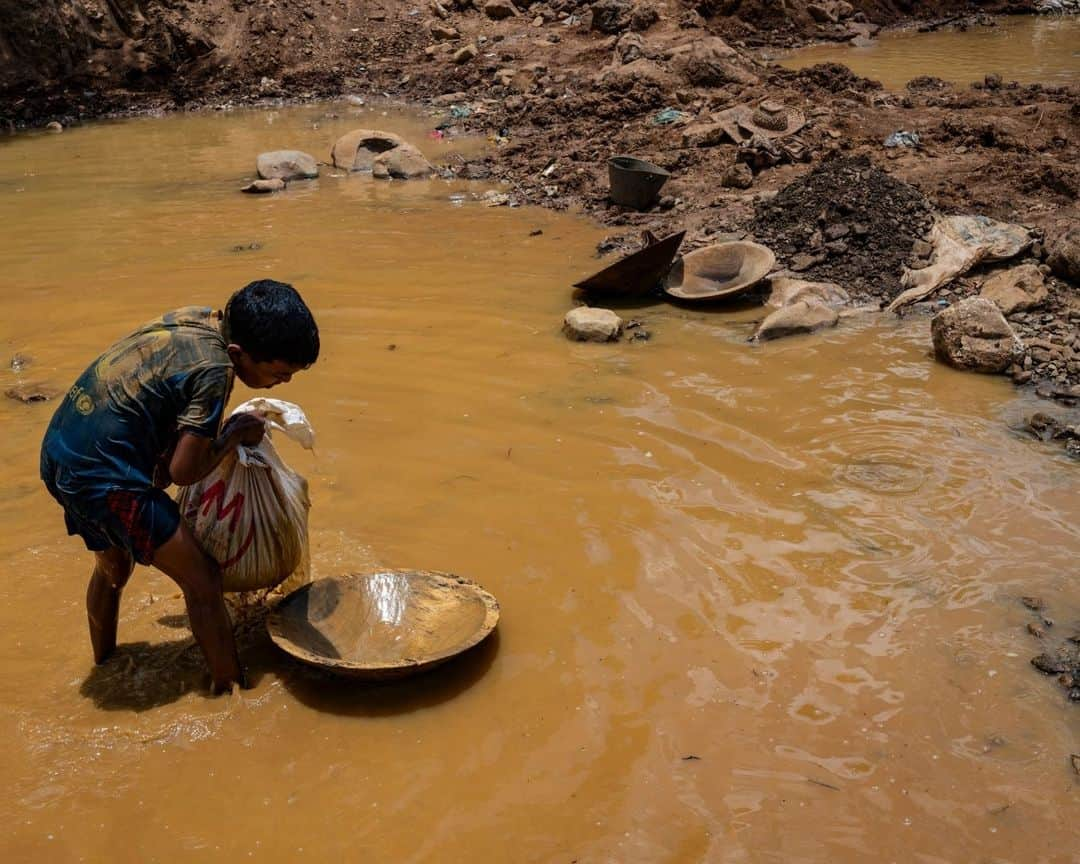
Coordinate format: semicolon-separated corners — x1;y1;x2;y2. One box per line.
198;480;256;567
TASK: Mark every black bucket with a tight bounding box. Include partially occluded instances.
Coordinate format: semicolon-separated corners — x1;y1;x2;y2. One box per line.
608;156;670;210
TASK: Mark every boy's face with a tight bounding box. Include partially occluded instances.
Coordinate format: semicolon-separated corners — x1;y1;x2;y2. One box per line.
228;346;306;389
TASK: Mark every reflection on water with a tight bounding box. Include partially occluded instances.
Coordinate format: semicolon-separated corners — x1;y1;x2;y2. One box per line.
778;15;1080;89
0;103;1078;862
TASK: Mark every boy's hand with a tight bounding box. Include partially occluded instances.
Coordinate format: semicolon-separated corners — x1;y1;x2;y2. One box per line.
223;411;266;447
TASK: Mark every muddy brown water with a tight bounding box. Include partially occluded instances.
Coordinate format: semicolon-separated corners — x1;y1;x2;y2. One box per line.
1;103;1079;862
778;14;1080;90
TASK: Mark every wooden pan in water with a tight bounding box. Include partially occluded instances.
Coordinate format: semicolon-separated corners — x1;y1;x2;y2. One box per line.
267;570;500;680
663;241;776;301
573;230;686;299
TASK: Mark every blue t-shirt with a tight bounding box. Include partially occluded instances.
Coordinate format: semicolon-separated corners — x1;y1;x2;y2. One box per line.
42;307;234;490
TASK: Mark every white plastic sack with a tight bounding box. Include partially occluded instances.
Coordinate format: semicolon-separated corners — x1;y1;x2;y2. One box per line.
177;398;314;593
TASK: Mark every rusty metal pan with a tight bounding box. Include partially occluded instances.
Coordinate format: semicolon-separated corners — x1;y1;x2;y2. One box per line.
663;241;776;301
267;570;500;680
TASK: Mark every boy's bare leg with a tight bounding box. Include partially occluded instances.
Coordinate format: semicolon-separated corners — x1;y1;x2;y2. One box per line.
151;520;244;693
87;548;135;664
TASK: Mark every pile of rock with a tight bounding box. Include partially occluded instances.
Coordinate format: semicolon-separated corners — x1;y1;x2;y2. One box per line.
751;156;935;304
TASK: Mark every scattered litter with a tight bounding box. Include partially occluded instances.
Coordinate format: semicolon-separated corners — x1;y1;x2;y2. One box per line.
449;104;472;120
428;129;446;140
885;130;921;148
652;107;687;126
345;95;365;107
482;190;513;207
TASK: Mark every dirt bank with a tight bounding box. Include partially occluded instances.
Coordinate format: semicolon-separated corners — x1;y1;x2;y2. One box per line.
2;1;1077;429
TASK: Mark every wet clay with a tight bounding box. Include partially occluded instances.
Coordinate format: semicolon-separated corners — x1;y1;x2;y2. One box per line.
0;105;1078;862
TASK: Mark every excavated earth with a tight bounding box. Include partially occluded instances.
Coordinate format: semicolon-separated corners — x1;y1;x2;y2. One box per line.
1;1;1078;431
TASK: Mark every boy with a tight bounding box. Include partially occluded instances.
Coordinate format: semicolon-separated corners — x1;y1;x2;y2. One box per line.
40;279;320;693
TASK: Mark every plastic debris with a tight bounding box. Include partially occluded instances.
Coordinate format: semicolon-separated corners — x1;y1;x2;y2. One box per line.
884;130;921;148
652;108;687;126
450;104;472;119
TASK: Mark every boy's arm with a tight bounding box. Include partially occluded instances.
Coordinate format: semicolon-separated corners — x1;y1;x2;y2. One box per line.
169;412;265;486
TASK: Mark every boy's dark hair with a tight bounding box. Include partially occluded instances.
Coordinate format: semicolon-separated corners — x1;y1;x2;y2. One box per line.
223;280;320;366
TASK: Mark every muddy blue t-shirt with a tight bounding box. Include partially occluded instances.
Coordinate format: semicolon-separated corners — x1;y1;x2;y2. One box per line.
42;307;234;490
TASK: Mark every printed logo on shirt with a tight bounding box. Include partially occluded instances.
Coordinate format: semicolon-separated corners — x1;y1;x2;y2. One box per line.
69;384;95;416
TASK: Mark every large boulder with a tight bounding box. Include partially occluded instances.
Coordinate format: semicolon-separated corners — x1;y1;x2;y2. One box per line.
930;297;1022;373
979;264;1047;316
1046;226;1080;284
256;150;318;180
330;129;405;171
753;299;839;341
563;307;623;342
372;142;434;179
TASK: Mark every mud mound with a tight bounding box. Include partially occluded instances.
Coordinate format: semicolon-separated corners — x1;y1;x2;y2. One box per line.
751;156;934;303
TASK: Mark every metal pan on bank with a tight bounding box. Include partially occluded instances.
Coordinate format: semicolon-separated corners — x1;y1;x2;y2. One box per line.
663;241;776;301
267;570;500;680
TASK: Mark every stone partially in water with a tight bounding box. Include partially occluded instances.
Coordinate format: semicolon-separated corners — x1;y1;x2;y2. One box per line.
563;307;623;342
931;297;1022;374
766;275;849;309
979;264;1047;316
330;129;405;171
372;142;434;180
256;150;319;181
753;299;839;341
241;178;286;194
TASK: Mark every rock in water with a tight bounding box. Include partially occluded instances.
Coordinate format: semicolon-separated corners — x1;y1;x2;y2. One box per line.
241;178;287;194
563;307;623;342
766;275;849;309
979;264;1047;316
372;143;434;179
931;297;1022;373
753;299;839;341
330;129;405;171
256;150;319;180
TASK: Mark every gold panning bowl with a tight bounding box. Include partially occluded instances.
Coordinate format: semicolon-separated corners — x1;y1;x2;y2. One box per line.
267;570;500;679
663;241;776;301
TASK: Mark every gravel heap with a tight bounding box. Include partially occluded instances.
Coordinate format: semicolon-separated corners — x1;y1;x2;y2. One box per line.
751;155;935;304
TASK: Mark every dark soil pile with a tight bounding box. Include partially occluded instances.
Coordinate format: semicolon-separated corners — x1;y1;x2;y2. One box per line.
751;155;935;304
